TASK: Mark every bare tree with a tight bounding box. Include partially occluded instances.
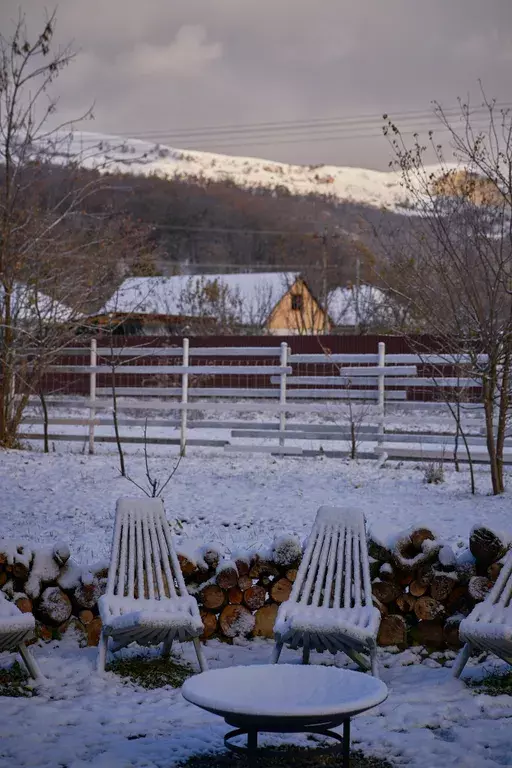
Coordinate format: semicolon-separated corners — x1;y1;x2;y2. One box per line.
380;92;512;493
0;12;153;447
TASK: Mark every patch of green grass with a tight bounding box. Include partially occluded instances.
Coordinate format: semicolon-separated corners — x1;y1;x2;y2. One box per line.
469;669;512;696
178;745;394;768
0;662;34;697
107;655;193;690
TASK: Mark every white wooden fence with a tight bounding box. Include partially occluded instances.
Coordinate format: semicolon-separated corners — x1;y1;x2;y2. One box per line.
19;337;508;464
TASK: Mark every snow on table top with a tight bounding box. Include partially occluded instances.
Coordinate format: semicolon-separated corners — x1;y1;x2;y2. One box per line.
182;664;388;718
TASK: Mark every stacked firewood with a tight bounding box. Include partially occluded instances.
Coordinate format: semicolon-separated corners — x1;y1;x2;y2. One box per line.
1;524;508;651
0;541;107;646
177;535;302;641
369;525;509;650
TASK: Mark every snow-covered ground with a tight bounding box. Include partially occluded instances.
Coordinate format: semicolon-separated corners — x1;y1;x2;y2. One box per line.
1;631;511;768
1;448;512;767
1;449;511;563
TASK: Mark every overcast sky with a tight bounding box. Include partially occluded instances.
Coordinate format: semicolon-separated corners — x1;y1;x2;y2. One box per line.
2;1;512;169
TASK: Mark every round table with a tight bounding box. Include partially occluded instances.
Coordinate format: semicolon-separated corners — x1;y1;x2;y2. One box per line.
182;664;388;767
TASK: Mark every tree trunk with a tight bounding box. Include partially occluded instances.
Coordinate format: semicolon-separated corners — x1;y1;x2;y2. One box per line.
40;390;49;454
483;374;501;495
495;345;511;494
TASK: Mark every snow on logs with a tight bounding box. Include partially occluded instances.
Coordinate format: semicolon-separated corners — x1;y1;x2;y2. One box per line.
0;523;509;650
0;540;107;646
369;524;510;650
185;541;301;642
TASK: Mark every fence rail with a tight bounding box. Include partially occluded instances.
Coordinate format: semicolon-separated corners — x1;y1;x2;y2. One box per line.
19;336;494;462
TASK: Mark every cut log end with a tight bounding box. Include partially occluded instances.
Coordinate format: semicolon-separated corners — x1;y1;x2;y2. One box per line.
219;604;255;638
200;584;226;611
253;604;279;638
269;578;293;604
243;585;266;612
200;610;218;639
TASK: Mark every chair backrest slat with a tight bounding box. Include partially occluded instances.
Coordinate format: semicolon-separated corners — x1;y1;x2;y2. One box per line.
135;512;145;598
155;515;178;599
312;528;332;607
299;525;326;604
106;511;123;596
333;528;346;608
160;512;188;596
117;514;129;598
361;532;373;606
289;527;321;603
127;511;136;598
484;549;512;613
147;511;166;600
352;531;362;607
322;527;339;608
141;510;156;600
343;527;353;608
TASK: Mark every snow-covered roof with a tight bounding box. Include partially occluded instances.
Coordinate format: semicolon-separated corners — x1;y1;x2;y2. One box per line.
0;284;77;325
101;273;298;325
327;285;387;327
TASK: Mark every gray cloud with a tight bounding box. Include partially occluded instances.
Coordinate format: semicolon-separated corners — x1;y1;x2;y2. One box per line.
1;0;512;169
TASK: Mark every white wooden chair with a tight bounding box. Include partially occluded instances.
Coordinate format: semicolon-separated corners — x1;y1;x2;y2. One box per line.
272;506;381;677
453;547;512;678
98;497;207;673
0;592;44;681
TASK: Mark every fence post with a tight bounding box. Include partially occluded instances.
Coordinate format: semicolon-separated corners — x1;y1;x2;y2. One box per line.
88;337;97;455
180;337;189;456
279;342;288;447
377;341;386;451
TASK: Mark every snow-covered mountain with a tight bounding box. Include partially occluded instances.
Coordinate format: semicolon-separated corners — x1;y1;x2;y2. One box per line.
43;131;417;211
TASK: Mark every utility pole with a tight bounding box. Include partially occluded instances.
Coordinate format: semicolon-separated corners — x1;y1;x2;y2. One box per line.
322;232;329;333
355;255;361;334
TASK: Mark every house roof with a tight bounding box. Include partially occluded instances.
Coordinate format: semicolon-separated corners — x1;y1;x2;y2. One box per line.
327;285;387;327
1;283;77;325
101;273;299;325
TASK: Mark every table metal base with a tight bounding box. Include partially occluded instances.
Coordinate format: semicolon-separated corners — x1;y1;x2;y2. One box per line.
223;719;351;767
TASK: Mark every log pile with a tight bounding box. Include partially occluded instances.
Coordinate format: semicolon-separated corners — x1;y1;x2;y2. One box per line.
0;541;107;647
179;538;301;642
0;523;509;652
369;525;509;650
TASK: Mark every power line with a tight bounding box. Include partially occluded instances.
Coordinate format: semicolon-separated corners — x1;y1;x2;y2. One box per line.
110;103;512;143
174;119;498;152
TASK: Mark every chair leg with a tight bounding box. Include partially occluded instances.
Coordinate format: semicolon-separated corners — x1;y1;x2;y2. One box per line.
18;642;45;682
344;647;371;672
453;642;472;679
302;639;310;665
162;636;174;657
192;637;208;672
370;647;379;678
271;641;283;664
97;631;109;674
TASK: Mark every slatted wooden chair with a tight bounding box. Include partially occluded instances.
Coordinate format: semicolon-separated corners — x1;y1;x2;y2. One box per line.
272;506;381;677
98;497;207;673
453;547;512;678
0;592;44;681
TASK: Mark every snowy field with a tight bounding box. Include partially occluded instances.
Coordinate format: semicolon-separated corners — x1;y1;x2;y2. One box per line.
1;447;512;562
1;448;512;768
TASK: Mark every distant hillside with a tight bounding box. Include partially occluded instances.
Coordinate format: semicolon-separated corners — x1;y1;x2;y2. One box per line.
48;131;416;211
